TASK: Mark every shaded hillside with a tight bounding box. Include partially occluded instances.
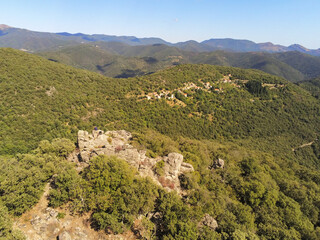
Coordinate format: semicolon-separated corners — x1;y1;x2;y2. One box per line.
38;44;188;78
190;51;320;82
190;51;306;82
38;44;320;82
298;77;320;99
274;51;320;79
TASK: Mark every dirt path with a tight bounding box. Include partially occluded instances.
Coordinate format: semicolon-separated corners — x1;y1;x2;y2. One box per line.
292;140;317;152
13;182;136;240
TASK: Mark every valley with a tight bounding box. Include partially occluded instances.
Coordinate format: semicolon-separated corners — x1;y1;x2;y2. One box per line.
1;25;320;83
36;43;320;83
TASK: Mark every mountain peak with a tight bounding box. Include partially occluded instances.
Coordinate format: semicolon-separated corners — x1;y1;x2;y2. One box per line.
0;24;11;30
288;44;309;52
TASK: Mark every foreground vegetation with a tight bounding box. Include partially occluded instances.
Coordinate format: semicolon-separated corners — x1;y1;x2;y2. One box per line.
1;48;320;239
1;135;320;239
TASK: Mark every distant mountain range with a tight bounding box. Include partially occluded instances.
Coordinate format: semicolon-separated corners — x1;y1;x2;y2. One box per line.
2;24;320;83
38;41;320;82
1;24;320;56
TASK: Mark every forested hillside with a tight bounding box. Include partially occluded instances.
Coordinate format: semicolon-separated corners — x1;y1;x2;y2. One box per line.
298;77;320;99
1;25;320;56
38;43;320;82
1;48;320;239
37;44;189;78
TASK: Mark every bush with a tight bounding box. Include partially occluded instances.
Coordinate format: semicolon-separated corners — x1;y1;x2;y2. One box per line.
0;202;25;240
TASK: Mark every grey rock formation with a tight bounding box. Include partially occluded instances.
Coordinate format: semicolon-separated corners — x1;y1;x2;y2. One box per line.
76;129;194;192
29;208;60;239
46;207;58;219
212;158;225;169
199;214;218;230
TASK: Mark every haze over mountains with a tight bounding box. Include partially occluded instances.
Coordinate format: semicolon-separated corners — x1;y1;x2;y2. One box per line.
1;24;320;56
2;24;320;84
36;42;320;82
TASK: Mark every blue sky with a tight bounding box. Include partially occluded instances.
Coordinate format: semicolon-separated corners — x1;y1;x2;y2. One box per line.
1;0;319;48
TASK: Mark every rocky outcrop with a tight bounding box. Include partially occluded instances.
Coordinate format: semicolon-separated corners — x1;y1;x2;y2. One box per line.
199;214;218;230
25;207;90;240
211;158;225;169
74;129;194;192
14;184;135;240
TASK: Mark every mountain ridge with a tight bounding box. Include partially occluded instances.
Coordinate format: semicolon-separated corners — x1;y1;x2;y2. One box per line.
1;24;320;56
37;42;320;82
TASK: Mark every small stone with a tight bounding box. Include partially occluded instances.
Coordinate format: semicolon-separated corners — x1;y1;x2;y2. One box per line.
31;216;41;226
58;231;72;240
53;228;60;235
211;158;225;169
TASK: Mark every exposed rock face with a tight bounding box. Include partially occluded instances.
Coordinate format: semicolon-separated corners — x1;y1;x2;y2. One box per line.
26;207;90;240
199;214;218;230
76;129;194;192
14;183;134;240
212;158;225;169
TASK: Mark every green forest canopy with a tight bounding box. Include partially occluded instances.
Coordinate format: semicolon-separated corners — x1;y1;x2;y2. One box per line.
0;48;320;239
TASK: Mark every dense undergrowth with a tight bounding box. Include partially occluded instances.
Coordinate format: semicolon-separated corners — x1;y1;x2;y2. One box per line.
1;48;320;239
299;77;320;99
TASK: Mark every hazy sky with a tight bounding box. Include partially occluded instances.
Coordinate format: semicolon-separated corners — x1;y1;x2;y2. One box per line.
1;0;319;48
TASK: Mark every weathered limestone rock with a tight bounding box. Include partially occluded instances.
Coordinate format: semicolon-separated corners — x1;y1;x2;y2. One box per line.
76;129;194;192
199;214;218;230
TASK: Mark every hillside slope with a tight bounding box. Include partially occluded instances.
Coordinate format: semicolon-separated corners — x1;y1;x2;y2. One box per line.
38;44;188;78
190;51;306;82
38;43;320;82
1;48;319;154
274;51;320;79
0;26;80;51
298;77;320;99
1;48;320;239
